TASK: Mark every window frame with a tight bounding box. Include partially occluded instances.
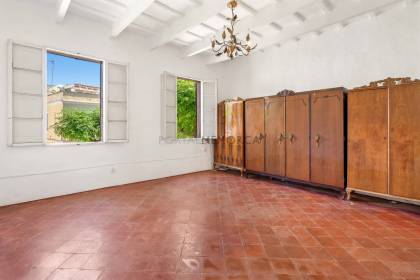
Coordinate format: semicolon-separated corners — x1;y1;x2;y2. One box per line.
175;76;201;140
45;48;105;146
7;40;129;147
162;71;217;142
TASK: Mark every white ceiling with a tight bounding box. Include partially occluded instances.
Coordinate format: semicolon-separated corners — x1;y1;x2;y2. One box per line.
43;0;410;64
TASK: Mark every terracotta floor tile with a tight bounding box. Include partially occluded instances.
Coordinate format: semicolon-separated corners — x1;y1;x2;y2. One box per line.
59;254;92;269
202;257;226;274
49;268;102;280
1;171;419;280
304;247;333;261
314;237;339;248
34;253;72;268
149;256;179;272
292;260;322;276
324;247;355;261
177;258;202;273
344;247;377;262
225;258;248;274
248;258;272;273
227;275;250;280
338;261;371;278
269;259;299;275
241;234;262;245
264;245;287;258
260;235;281;245
272;275;301;280
98;270;128;280
244;245;266;257
353;238;381;249
224;245;246;257
282;247;310;259
369;248;403;262
56;240;102;254
359;261;395;278
21;267;55;280
202;273;227;280
175;273;201;280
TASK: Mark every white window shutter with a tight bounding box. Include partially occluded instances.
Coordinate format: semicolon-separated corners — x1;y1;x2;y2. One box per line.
107;62;128;142
201;80;218;139
9;41;45;146
161;72;177;139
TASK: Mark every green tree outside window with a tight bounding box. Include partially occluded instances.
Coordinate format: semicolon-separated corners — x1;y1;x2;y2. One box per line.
177;79;197;139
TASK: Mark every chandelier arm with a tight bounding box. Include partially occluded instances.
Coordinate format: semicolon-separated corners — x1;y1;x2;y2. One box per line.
212;45;227;53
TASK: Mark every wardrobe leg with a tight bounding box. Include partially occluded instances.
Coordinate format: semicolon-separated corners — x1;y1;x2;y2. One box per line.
344;189;352;201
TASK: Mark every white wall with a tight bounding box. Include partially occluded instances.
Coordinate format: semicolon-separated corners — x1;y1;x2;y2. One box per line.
213;3;420;100
0;0;216;206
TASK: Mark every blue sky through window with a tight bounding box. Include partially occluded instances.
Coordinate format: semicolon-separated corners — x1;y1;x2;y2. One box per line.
47;52;101;87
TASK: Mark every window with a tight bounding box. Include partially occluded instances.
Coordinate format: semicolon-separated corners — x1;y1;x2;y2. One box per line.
8;41;128;146
47;51;103;143
161;72;217;140
176;78;200;139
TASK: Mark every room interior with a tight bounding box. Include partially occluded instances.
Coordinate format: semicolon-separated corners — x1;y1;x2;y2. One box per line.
1;0;420;279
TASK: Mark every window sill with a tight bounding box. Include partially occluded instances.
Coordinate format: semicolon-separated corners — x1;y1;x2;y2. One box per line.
159;137;215;144
46;141;106;147
9;141;129;148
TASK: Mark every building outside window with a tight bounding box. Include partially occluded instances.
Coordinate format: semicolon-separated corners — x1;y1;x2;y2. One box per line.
47;51;102;144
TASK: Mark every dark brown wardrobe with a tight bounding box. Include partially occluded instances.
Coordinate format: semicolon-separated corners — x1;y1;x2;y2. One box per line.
347;78;420;203
214;100;245;173
245;88;346;190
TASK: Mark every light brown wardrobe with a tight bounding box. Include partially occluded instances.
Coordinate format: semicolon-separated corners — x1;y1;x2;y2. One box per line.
245;88;346;190
214;100;245;174
347;78;420;203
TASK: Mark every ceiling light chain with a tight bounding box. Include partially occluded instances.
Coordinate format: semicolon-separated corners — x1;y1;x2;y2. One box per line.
211;0;257;60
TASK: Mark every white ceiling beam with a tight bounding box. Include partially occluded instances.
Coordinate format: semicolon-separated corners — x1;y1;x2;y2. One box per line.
259;0;402;50
184;0;315;57
57;0;72;23
238;1;258;16
322;0;335;12
207;0;403;64
149;0;228;50
155;1;184;16
112;0;157;37
294;12;307;22
104;0;128;9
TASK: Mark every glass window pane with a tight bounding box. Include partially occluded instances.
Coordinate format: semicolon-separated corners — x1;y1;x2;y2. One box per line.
47;52;102;143
176;78;198;139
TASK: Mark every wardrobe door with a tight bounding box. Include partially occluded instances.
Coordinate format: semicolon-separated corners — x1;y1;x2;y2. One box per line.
231;101;244;167
310;90;344;188
265;96;286;177
245;98;265;172
347;88;388;194
226;102;234;166
215;102;225;164
389;83;420;200
286;94;310;181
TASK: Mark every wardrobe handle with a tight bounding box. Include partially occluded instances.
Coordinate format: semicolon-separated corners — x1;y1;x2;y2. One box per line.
289;133;295;143
278;133;285;143
315;134;320;148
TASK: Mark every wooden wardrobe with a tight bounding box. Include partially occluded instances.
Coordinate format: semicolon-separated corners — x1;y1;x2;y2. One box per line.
214;100;245;173
245;88;346;190
347;78;420;204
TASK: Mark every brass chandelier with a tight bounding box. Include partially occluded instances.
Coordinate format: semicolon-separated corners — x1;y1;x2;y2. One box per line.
211;0;257;59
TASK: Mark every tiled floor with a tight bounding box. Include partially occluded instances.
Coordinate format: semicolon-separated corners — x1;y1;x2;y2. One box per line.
1;171;420;280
